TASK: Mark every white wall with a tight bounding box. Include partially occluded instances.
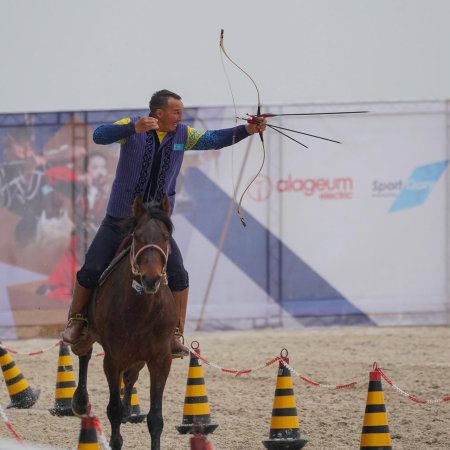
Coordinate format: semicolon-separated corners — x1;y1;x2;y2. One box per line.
1;0;450;113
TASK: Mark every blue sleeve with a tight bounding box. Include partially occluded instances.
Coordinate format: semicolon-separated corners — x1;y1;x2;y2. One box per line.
191;125;249;150
93;122;136;145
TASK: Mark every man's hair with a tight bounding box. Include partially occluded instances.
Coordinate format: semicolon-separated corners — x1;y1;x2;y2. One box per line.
149;89;181;113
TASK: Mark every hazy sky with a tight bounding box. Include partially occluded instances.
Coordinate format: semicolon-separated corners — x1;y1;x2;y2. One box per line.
2;0;450;113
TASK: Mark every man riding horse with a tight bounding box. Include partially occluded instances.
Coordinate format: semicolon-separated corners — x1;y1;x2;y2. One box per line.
61;89;267;357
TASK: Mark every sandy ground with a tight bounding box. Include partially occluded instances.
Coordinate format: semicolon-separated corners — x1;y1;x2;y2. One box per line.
0;326;449;450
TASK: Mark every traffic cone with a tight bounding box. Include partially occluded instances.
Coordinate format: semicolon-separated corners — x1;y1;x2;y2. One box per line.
77;414;100;450
120;378;146;423
360;365;392;449
262;349;307;450
0;345;40;409
49;341;76;416
176;341;218;435
191;425;214;450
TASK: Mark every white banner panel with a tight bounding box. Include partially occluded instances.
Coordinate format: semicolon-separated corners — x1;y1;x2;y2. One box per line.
0;101;448;338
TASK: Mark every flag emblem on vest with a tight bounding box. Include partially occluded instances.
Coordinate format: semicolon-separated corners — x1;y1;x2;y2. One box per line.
174;143;185;151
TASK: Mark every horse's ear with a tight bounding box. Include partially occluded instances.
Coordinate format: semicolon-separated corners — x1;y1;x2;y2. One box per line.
161;194;170;215
132;195;145;219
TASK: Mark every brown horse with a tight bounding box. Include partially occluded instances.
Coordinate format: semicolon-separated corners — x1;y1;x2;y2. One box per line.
71;194;178;450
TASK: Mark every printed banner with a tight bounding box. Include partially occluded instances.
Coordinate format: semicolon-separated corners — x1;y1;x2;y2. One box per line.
0;102;448;338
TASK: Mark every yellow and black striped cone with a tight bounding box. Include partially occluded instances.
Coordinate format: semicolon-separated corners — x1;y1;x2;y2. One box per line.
120;378;146;424
0;345;40;409
77;415;100;450
49;341;76;416
360;366;392;449
176;341;218;435
263;349;307;450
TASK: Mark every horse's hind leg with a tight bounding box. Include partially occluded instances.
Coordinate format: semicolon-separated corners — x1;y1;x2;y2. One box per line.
122;362;144;421
104;355;124;450
147;354;172;450
72;346;92;416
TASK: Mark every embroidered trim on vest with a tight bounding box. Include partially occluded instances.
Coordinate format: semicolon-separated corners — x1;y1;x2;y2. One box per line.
133;131;155;199
154;139;173;202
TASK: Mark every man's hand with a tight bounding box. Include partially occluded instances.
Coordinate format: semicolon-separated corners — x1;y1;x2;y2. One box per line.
245;117;267;135
135;117;159;133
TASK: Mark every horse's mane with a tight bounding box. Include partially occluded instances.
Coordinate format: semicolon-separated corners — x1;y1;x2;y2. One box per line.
120;201;174;236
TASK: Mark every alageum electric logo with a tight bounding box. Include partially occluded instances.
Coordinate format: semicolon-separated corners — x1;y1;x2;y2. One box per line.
247;174;353;201
376;160;449;213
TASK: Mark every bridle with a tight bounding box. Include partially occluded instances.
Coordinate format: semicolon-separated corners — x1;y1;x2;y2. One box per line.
129;237;169;286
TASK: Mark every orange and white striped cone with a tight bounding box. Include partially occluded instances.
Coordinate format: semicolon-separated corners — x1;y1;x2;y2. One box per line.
262;349;307;450
120;378;146;424
0;345;40;409
360;365;392;449
176;341;218;435
49;341;76;416
77;414;100;450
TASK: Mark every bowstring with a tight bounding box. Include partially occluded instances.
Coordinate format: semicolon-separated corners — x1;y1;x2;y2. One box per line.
220;29;266;227
219;40;239;208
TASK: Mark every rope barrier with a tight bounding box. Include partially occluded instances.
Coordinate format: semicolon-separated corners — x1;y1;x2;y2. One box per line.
190;349;280;375
0;341;61;356
0;403;23;443
1;341;450;404
278;358;367;389
375;364;450;405
190;349;367;389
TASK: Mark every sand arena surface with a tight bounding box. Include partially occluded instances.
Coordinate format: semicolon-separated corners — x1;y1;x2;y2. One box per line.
0;326;449;449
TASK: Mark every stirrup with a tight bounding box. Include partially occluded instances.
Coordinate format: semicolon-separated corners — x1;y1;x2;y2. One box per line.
172;328;189;359
174;327;184;342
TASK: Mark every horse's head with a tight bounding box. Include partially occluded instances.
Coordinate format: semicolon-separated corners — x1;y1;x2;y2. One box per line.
129;194;173;295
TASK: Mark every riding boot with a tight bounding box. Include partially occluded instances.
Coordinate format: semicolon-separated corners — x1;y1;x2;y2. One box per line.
61;279;92;345
171;287;189;358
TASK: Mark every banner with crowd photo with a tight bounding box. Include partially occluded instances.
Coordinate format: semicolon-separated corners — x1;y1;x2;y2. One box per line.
0;101;448;339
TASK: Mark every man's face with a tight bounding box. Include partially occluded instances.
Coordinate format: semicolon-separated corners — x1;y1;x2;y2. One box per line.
155;97;184;132
87;155;107;187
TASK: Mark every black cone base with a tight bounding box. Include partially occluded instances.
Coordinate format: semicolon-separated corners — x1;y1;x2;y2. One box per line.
7;388;40;409
176;423;218;435
263;437;308;450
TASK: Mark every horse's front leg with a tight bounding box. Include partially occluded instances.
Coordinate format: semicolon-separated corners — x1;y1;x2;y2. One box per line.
104;355;124;450
121;362;144;422
147;354;172;450
72;346;92;416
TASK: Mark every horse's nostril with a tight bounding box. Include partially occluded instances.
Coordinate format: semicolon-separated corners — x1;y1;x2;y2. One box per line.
141;275;161;294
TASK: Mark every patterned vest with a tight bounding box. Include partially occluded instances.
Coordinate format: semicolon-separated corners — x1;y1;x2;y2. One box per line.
106;118;188;217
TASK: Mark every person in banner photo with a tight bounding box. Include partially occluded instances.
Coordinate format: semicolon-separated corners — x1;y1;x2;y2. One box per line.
36;151;111;301
61;89;267;357
0;126;88;246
